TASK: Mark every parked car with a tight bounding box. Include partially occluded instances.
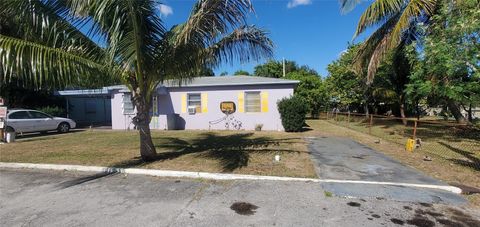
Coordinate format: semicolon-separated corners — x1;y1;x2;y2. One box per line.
5;109;76;134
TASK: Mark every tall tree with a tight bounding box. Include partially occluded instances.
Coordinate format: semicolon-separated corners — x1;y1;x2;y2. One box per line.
0;0;273;161
286;71;327;116
340;0;436;81
326;44;368;113
406;0;480;123
234;70;250;76
254;60;297;78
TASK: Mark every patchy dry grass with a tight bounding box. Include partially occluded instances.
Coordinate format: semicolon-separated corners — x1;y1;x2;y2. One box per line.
0;130;316;178
305;119;480;208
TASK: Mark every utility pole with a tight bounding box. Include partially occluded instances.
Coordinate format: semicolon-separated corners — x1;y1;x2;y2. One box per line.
282;58;286;77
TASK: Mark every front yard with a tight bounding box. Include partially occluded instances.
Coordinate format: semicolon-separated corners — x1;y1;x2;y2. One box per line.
0;130;316;178
1;120;479;207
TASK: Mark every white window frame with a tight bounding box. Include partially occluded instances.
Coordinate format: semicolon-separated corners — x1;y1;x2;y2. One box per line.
187;93;202;110
244;91;261;113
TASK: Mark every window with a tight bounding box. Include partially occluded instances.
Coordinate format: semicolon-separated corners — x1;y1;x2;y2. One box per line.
123;93;134;114
188;93;202;113
29;111;51;119
8;111;31;119
245;92;261;113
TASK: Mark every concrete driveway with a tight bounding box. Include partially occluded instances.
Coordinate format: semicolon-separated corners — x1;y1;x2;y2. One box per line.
1;169;479;227
307;136;466;205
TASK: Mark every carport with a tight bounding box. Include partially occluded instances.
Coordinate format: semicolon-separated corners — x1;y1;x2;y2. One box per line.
55;89;112;127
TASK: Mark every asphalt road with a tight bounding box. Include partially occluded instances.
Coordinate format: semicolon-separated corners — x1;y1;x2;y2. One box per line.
307;136;466;204
1;169;479;227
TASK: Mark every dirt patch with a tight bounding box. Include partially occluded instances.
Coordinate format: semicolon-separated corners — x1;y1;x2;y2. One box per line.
390;218;405;225
347;202;361;207
230;202;259;216
406;217;435;227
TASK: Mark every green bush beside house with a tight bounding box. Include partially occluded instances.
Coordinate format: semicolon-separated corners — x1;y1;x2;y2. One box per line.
277;96;307;132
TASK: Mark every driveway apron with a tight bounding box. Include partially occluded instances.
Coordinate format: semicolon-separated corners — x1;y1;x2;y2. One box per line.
307;136;466;205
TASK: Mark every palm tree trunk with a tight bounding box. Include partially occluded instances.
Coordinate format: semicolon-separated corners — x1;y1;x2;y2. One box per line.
399;94;407;126
132;93;157;162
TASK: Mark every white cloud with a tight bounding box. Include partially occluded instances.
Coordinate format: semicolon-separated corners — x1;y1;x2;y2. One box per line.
287;0;312;9
159;4;173;17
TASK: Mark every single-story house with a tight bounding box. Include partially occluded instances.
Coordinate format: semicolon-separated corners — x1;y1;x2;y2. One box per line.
57;76;299;131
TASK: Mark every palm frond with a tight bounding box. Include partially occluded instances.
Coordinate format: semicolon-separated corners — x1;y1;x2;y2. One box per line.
352;13;401;80
67;0;165;89
354;0;405;38
366;34;391;82
0;35;108;88
339;0;363;13
176;0;253;46
0;0;103;60
389;0;436;49
204;25;274;68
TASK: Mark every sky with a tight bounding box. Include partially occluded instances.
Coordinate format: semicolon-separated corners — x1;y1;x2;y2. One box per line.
160;0;373;77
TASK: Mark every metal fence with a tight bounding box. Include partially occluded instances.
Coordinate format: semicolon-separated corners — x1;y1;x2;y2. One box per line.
322;112;480;171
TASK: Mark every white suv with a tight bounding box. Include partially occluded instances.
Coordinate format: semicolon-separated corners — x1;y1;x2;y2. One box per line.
5;109;76;134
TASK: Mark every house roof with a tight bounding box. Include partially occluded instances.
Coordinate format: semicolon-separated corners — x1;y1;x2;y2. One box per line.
163;76;299;88
56;76;298;96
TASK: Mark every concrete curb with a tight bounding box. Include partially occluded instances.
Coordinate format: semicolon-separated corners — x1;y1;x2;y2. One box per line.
0;162;462;194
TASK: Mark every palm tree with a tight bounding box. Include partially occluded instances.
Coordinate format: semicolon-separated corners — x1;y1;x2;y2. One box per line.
0;0;273;161
339;0;436;81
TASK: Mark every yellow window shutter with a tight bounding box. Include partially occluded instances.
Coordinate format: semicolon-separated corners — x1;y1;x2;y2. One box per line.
261;91;269;112
201;93;208;113
181;94;187;113
238;92;244;113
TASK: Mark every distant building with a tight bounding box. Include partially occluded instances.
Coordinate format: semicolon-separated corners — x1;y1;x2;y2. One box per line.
56;76;299;131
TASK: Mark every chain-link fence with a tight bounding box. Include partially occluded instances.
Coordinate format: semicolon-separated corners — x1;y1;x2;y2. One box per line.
323;112;480;171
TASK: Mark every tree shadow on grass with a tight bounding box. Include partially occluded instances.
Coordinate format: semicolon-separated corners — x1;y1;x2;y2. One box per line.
153;132;301;172
111;132;301;172
439;141;480;171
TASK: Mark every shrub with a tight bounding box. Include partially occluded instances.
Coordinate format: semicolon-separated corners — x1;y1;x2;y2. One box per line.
277;96;307;132
37;106;66;117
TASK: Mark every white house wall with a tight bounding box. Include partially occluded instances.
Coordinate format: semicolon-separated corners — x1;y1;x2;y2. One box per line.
111;84;295;131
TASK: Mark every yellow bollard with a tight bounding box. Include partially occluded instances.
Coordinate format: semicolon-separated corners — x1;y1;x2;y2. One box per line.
405;138;416;152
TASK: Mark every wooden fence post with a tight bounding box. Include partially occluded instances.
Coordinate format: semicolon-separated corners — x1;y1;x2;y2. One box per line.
413;120;418;139
369;114;373;134
347;112;350;127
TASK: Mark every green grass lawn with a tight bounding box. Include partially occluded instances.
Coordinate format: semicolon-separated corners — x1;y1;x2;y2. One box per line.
0;130;316;178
